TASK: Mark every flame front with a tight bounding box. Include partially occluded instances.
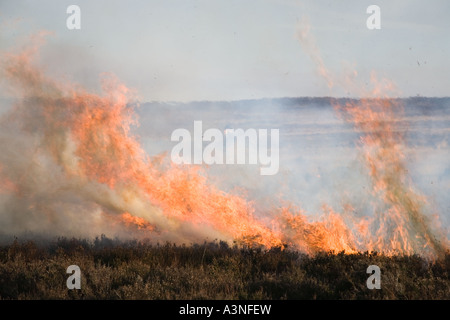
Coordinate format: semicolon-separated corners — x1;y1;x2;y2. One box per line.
0;40;447;258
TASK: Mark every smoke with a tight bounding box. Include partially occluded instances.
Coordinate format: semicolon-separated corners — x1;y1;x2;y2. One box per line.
296;17;334;89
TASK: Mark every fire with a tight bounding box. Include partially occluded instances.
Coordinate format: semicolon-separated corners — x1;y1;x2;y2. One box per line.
0;164;18;194
270;74;448;258
0;37;448;258
67;84;284;247
120;212;155;232
331;75;447;257
277;206;357;255
0;40;283;248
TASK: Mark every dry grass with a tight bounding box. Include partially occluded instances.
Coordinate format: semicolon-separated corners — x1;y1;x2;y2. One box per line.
0;235;448;300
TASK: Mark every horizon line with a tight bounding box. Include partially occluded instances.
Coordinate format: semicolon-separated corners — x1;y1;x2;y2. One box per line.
140;95;450;105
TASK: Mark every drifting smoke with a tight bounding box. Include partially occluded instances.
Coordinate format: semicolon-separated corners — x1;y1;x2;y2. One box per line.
0;34;448;258
296;17;334;89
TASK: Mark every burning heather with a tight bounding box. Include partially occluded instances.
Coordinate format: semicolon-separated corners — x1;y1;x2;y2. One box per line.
334;82;446;257
0;38;448;259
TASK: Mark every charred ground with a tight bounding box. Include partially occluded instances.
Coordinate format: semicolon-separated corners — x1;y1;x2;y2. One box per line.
0;236;448;300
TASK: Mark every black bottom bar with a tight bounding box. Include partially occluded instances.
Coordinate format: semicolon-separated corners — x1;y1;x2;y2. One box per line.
1;300;446;319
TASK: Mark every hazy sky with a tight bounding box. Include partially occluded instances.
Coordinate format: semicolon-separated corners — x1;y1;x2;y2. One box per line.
1;0;449;101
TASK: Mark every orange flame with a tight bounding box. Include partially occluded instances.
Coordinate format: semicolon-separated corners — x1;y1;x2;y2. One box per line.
0;164;18;194
120;212;155;232
332;75;448;258
277;205;357;255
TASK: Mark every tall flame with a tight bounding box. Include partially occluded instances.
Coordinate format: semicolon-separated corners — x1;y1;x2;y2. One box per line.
333;74;447;257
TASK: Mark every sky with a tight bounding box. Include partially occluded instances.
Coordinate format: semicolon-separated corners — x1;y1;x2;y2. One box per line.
0;0;449;102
